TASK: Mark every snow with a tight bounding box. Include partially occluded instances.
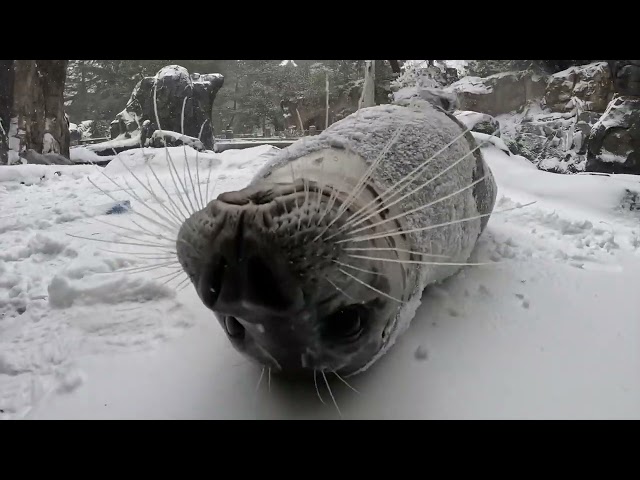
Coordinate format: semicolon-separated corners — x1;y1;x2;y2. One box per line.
551;61;609;81
1;141;639;420
598;150;630;164
7;151;20;165
455;110;494;130
471;132;511;154
150;130;205;150
70;146;116;164
85;134;143;152
446;76;493;95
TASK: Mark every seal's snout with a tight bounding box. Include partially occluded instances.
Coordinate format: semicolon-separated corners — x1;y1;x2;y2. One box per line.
201;248;303;317
176;178;393;375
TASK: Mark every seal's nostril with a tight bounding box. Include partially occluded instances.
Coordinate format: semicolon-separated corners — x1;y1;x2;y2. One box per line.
224;316;245;340
200;257;227;309
246;255;290;310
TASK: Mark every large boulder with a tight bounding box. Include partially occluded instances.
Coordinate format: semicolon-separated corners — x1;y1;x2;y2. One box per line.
444;70;547;116
609;60;640;96
501;106;603;174
544;62;613;113
586;96;640;174
108;65;223;151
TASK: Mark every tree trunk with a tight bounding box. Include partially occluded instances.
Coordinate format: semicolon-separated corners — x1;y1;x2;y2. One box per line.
226;62;240;130
388;60;402;74
359;60;376;109
0;60;14;164
12;60;70;157
78;60;87;119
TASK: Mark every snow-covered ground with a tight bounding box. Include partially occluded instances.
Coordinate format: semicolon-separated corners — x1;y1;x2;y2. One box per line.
1;141;639;420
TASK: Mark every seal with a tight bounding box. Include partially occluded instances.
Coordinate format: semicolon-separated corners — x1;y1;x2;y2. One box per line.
176;100;498;378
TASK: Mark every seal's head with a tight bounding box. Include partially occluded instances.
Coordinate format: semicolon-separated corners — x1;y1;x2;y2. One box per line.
176;147;413;377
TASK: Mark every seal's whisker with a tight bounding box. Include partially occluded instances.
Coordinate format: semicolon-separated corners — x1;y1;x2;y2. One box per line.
153;72;162;131
173;144;200;214
87;176;178;235
88;218;177;244
164;146;196;217
321;370;342;418
339;129;472;230
65;233;176;250
348;254;496;267
314;123;407;241
109;231;176;248
109;154;184;229
206;175;220;206
303;177;310;210
255;367;266;393
194;150;205;211
108;253;178;263
329;144;490;244
339;201;537;244
159;269;188;286
297;179;308;232
345;174;490;238
145;161;189;223
314;370;326;405
97;247;177;259
310;158;327;228
344;247;450;258
130;217;177;239
110;157;181;229
329;258;384;276
315;184;340;230
288;160;295;183
102;261;181;275
119;174;183;232
204;158;215;204
183;145;202;211
338;268;403;303
337;123;407;219
175;276;191;291
254;344;282;371
333;371;360;394
324;276;358;302
143;170;187;225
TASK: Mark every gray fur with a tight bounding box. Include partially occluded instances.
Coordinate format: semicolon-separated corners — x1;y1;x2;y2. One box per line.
178;102;498;376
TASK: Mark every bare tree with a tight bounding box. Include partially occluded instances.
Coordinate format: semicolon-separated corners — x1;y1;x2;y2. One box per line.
0;60;14;164
11;60;70;158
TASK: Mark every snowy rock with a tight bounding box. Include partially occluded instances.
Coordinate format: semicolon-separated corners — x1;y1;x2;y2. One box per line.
454;110;501;137
609;60;640;96
76;120;100;140
103;65;223;154
444;70;547;116
18;149;75;165
544;62;613;113
69;123;81;145
586;96;640;174
393;87;459;113
150;130;205;151
501;107;602;174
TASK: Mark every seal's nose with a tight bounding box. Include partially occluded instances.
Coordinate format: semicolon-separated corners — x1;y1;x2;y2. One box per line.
197;208;304;319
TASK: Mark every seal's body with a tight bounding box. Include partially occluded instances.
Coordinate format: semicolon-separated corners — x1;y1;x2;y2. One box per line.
177;102;497;377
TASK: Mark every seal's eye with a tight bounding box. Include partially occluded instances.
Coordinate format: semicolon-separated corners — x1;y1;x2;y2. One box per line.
224;316;245;340
321;305;367;343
